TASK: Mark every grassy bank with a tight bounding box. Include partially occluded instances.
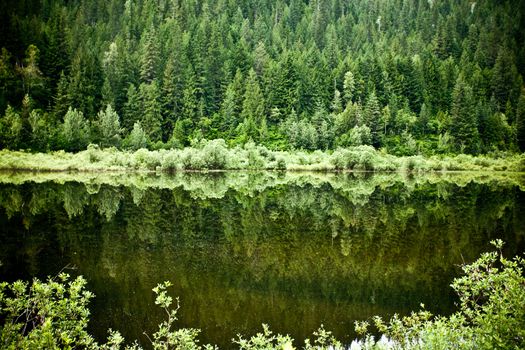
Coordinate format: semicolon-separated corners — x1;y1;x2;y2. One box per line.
1;140;525;173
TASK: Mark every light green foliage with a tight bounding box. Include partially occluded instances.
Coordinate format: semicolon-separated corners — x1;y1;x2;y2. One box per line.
352;240;525;349
0;276;212;350
0;274;96;349
201;139;229;169
123;122;149;151
147;282;214;350
28;109;50;151
330;146;397;171
1;143;525;173
234;324;294;350
343;71;355;105
0;105;23;149
62;107;90;152
18;45;44;95
337;125;372;147
96;104;123;148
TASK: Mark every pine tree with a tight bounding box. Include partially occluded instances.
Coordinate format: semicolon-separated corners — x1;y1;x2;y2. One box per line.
0;105;22;149
516;90;525;152
68;46;102;118
161;53;184;139
41;12;69;90
343;71;355;106
331;88;342;114
450;75;479;153
181;78;198;125
139;81;162;142
62;107;90;152
364;91;382;146
139;26;160;84
0;48;14;112
491;47;519;111
18;45;44;97
123;84;140;132
53;71;70;120
241;69;265;127
96;104;122;148
219;83;237;134
124;121;149;150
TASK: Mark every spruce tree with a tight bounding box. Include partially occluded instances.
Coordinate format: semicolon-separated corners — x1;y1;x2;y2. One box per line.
139;81;162;142
96;104;122;148
241;69;265;127
450;75;479;153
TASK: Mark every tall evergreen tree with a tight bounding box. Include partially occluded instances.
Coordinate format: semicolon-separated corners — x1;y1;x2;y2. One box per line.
450;75;479;153
139;25;160;84
139;81;162;142
241;69;265;124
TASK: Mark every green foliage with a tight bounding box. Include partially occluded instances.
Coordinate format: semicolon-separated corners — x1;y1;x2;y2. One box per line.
352;240;525;349
95;104;123;148
123;122;149;151
0;105;23;150
1;242;523;349
0;274;96;349
234;324;294;350
0;0;524;154
61;108;90;152
1;142;524;173
147;281;214;350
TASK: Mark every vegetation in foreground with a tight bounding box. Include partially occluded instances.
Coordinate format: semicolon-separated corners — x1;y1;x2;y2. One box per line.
1;141;525;173
0;241;523;349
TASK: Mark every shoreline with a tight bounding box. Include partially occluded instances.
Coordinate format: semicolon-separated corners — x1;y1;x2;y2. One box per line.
1;143;524;174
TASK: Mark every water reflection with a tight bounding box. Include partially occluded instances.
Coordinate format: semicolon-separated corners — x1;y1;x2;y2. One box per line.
0;171;524;348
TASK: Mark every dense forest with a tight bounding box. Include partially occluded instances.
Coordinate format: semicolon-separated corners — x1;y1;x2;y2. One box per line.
0;0;525;155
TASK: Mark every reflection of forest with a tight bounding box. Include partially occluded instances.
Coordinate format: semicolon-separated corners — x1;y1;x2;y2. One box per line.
0;172;524;348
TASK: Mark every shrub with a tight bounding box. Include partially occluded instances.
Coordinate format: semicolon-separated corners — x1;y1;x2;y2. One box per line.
0;242;523;349
181;148;206;170
353;240;525;349
0;274;96;349
133;149;162;170
162;150;181;172
202;139;229;169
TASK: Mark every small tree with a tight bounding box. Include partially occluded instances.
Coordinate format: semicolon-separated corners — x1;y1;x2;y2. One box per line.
62;107;90;152
95;104;122;148
123;121;149;150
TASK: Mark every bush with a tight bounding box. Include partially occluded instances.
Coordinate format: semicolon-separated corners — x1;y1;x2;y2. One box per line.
161;150;181;172
0;274;96;349
352;240;525;349
181;148;206;170
133;149;162;170
202;139;229;169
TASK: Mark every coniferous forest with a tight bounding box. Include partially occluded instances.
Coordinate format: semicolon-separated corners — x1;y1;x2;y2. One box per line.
1;2;525;349
0;0;524;156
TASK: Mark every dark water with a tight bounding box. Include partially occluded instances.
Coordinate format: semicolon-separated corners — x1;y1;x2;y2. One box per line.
0;171;524;348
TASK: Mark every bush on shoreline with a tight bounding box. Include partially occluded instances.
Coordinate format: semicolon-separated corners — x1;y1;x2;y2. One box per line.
0;139;524;173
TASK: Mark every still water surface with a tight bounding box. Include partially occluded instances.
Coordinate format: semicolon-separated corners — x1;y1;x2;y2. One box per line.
0;171;524;348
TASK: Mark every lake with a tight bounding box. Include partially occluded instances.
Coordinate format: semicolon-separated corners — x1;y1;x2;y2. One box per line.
0;171;524;348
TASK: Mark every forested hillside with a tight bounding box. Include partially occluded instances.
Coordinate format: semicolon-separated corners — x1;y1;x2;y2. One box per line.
1;0;524;155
